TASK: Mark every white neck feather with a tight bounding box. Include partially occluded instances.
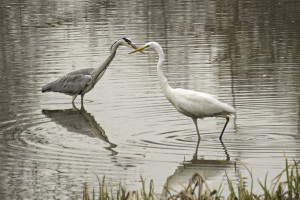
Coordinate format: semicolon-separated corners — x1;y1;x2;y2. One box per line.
151;42;173;98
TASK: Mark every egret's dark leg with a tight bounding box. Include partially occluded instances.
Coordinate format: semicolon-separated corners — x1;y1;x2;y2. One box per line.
193;137;201;159
216;115;230;140
192;118;201;140
192;118;201;158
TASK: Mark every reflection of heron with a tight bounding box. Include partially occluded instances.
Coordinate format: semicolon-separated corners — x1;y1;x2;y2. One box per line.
130;42;235;140
42;105;117;154
42;38;143;105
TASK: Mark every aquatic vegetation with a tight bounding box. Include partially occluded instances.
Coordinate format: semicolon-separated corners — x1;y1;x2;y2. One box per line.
83;158;300;200
83;175;156;200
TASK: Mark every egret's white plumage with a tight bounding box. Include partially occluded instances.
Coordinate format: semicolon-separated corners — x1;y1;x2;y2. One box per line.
130;42;235;140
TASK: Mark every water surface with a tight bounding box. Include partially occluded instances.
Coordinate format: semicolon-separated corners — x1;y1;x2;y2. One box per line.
0;0;299;199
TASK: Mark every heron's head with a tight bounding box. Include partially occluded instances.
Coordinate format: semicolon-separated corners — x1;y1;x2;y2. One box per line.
121;37;133;48
121;37;144;54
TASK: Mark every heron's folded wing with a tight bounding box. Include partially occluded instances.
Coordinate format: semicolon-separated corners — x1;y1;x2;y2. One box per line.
42;74;92;95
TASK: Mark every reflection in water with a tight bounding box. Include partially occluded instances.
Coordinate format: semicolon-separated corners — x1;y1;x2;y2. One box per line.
195;139;230;161
219;140;230;161
161;148;234;199
42;105;117;154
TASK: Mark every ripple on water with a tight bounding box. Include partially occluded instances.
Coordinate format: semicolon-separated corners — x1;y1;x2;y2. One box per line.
0;108;123;199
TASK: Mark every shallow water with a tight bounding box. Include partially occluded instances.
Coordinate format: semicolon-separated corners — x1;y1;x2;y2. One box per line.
0;0;299;199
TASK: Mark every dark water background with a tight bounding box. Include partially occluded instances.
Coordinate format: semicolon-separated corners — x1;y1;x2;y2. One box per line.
0;0;299;199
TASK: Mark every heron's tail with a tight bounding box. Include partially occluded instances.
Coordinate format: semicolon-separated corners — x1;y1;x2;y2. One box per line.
41;84;52;93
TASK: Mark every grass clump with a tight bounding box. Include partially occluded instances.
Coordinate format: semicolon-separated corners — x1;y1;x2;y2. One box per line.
83;158;300;200
83;175;155;200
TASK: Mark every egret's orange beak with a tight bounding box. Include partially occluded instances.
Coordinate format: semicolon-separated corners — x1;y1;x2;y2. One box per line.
130;44;144;54
129;45;149;54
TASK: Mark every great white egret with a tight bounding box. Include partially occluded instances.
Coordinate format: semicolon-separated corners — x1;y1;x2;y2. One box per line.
129;42;235;140
42;37;143;105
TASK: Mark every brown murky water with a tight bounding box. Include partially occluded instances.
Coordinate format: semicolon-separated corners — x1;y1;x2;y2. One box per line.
0;0;299;199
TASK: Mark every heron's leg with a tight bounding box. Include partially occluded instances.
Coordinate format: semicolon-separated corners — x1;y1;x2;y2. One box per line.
216;115;230;140
192;118;201;140
72;102;76;110
72;94;78;103
80;94;84;107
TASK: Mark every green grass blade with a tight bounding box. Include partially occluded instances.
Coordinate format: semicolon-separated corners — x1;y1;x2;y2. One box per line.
294;160;299;199
258;172;269;200
225;171;236;199
285;157;293;199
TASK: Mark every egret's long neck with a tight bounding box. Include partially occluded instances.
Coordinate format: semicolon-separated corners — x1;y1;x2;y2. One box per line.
91;40;121;81
155;44;173;97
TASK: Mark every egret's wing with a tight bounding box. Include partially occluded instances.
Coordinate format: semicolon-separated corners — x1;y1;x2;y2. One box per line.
42;73;92;95
172;89;234;118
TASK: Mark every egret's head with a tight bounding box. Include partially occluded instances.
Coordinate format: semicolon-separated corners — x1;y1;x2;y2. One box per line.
120;37;144;54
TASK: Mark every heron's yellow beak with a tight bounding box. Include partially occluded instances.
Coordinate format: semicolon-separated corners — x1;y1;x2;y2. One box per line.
130;44;145;54
129;45;148;54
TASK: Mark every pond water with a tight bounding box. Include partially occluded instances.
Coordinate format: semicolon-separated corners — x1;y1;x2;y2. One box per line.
0;0;299;199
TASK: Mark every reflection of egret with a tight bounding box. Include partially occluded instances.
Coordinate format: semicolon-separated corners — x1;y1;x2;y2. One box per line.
161;143;234;199
130;42;235;140
42;38;143;105
161;159;234;199
194;139;230;161
42;105;117;155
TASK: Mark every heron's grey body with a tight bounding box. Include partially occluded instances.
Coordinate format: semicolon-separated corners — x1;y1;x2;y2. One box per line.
42;68;94;96
41;38;138;104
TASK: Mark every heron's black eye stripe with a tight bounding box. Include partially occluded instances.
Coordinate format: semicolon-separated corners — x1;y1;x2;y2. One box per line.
122;37;132;44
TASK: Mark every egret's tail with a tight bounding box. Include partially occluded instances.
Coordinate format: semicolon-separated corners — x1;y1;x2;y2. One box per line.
224;103;235;114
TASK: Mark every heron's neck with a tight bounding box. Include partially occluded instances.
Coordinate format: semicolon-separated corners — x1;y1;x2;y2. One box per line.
91;41;121;80
155;45;172;97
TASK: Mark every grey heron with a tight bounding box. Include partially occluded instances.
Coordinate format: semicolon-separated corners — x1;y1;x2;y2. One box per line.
130;42;235;140
41;37;143;105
